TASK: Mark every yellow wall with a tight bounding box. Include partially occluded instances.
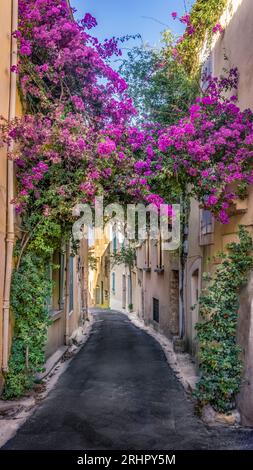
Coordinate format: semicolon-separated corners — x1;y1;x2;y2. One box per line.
0;0;13;391
0;1;23;390
89;236;110;308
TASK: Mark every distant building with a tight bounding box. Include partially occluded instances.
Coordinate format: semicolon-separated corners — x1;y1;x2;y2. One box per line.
89;236;110;309
133;237;180;340
110;231;131;313
108;225;180;341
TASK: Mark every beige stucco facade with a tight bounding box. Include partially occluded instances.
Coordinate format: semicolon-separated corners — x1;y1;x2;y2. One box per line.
45;240;89;359
185;0;253;425
89;235;110;308
133;239;179;339
110;261;129;312
0;1;87;394
109;234;131;313
0;0;22;392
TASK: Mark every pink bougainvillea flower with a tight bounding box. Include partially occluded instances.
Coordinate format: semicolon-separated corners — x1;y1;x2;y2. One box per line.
187;25;196;36
180;14;190;25
97;138;116;155
81;13;98;30
212;23;224;34
71;95;85;111
20;44;32;56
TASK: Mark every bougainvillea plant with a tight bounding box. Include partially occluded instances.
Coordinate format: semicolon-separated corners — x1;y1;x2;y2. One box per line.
0;0;172;241
1;1;252;233
156;68;253;224
1;0;253;398
0;0;165;397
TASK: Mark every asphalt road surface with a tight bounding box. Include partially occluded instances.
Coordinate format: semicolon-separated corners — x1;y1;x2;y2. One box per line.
3;310;253;450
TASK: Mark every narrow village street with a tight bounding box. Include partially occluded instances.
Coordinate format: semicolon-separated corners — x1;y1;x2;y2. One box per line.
3;0;253;460
2;310;253;451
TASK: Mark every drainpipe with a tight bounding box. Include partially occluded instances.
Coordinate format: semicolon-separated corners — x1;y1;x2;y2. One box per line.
2;0;18;372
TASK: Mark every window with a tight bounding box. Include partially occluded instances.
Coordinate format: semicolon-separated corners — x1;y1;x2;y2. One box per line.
156;230;164;270
153;298;159;323
112;272;116;293
144;232;150;270
69;255;74;313
200;209;213;235
113;234;117;254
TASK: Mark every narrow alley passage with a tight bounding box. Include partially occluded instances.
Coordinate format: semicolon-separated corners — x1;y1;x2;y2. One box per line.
3;310;253;450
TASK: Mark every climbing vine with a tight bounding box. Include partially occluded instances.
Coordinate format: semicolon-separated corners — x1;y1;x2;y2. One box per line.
171;0;228;75
157;69;253;224
195;226;253;413
3;211;68;398
4;252;52;399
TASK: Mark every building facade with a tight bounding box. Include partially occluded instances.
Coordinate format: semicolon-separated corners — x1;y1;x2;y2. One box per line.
110;232;132;313
133;237;180;339
45;240;88;360
184;0;253;425
0;0;20;393
0;0;87;394
89;235;110;309
108;228;180;340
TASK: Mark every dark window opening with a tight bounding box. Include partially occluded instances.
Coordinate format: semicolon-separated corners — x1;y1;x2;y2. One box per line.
153;298;159;323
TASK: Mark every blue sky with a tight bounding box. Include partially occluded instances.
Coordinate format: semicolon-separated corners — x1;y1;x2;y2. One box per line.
71;0;194;47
